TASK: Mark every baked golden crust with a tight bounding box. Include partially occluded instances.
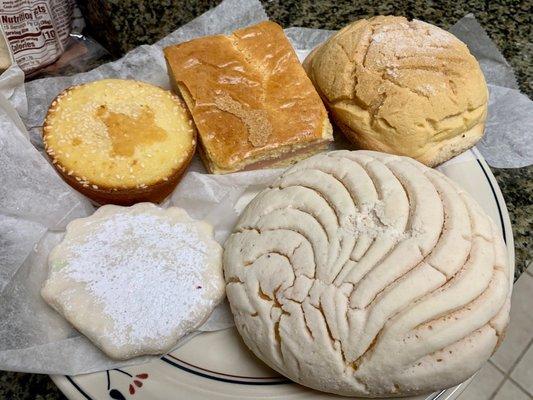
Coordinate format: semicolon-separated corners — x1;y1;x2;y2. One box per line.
164;21;333;174
304;16;488;167
43;79;196;205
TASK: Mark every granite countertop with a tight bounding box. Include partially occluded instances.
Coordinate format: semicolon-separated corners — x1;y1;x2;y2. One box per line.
1;0;531;398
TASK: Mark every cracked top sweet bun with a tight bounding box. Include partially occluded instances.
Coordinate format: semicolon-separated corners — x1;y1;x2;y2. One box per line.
43;79;196;205
303;16;488;167
223;150;511;397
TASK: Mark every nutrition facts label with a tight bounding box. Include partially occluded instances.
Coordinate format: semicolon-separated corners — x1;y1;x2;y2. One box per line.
0;0;73;74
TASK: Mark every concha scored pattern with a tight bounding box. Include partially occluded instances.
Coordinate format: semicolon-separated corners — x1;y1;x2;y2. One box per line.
223;150;511;397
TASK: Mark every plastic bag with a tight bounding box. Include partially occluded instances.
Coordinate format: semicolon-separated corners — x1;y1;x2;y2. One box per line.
0;0;110;78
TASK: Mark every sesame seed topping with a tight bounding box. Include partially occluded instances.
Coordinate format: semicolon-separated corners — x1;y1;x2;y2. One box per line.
43;79;193;189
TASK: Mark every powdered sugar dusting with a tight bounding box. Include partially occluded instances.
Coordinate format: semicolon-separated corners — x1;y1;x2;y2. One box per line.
385;67;399;78
344;201;419;241
53;210;216;349
417;84;436;96
369;19;457;70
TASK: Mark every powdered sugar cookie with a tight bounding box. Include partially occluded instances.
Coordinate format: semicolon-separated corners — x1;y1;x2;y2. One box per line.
42;203;224;360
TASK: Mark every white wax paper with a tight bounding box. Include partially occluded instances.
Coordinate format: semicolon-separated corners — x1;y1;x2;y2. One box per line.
0;0;531;375
0;0;270;375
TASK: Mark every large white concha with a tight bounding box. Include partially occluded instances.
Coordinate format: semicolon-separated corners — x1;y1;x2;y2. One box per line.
223;150;511;397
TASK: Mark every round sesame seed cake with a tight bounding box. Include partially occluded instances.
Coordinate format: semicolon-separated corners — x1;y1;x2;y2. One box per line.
43;79;196;205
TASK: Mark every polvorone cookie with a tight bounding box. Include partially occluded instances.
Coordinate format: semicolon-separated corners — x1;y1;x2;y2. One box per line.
42;203;224;360
304;17;488;167
223;150;511;397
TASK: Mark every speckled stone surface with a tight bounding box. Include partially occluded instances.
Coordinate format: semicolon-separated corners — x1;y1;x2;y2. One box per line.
491;166;532;281
79;0;532;97
1;1;531;398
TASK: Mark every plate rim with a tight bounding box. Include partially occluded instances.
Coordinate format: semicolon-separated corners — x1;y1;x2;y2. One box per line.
50;149;516;400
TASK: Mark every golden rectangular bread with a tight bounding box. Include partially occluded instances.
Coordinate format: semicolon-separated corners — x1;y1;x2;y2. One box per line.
164;21;333;174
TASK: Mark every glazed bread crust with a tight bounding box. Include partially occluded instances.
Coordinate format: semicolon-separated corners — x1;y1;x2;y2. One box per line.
164;21;333;174
304;16;488;167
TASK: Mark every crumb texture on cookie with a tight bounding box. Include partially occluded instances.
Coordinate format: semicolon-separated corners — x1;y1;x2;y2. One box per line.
224;150;510;397
43;79;195;190
41;203;224;360
304;16;488;166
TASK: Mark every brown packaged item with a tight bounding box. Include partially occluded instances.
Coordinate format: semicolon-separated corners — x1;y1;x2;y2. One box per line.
164;21;333;174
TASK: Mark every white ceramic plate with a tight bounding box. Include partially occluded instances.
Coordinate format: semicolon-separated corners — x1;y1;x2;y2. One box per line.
51;148;515;400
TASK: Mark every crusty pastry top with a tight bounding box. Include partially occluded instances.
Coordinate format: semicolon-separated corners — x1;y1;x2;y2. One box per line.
304;16;488;162
224;150;511;397
43;79;195;189
164;21;330;172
